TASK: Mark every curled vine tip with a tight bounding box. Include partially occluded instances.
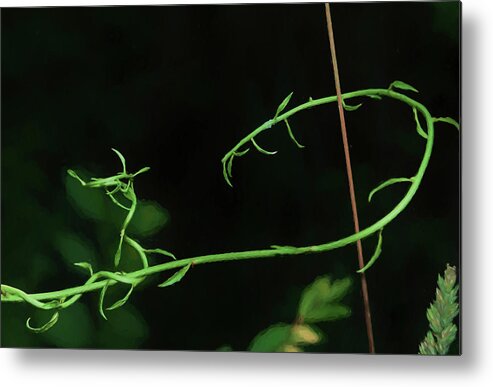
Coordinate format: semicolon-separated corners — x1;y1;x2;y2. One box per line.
274;92;294;119
111;148;127;174
342;99;363;111
285;119;305;149
388;80;419;93
357;229;383;273
251;138;277;155
413;107;428;139
158;263;192;287
368;177;414;202
26;312;59;333
433;117;460;130
67;169;87;186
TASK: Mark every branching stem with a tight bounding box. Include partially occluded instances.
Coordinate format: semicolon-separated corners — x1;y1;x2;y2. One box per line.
2;87;437;308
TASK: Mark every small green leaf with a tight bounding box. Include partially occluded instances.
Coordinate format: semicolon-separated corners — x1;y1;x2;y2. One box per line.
284;119;305;149
389;80;419;93
145;248;176;260
106;285;134;311
367;94;382;100
249;323;292;352
298;275;352;320
26;312;59;333
106;190;132;211
413;107;428;139
291;324;322;345
227;154;235;178
433;117;459;130
73;262;94;277
99;282;109;320
114;238;123;268
251;138;277;155
158;263;192;288
111;148;127;174
343;100;363;111
133;166;151;177
368;177;414;202
274;92;294;119
302;304;351;323
234;148;250;157
357;229;383;273
67;169;87;186
222;158;233;188
324;277;353;303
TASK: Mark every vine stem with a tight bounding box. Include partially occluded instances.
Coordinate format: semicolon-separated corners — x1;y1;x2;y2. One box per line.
1;88;435;306
324;3;375;354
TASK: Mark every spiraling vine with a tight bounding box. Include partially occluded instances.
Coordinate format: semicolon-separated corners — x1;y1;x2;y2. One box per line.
1;81;458;334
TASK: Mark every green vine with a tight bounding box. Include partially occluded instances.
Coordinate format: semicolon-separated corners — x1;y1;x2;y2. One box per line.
1;81;458;334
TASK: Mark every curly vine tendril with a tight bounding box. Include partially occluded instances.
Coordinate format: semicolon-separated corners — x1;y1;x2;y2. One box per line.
0;83;459;333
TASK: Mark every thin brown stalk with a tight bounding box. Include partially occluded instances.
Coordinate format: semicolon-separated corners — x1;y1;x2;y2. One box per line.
324;3;376;353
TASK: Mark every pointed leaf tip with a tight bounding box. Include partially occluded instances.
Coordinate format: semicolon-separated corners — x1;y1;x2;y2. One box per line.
368;177;414;202
357;229;383;273
343;100;363;111
275;92;294;118
74;262;94;277
251;138;277;155
111;148;127;174
158;263;192;288
433;117;460;130
106;285;134;311
389;80;419;93
26;312;60;333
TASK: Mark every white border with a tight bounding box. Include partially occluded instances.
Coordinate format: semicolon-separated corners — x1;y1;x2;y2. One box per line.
2;0;492;386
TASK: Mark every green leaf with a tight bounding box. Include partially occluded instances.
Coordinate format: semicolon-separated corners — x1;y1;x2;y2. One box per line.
367;94;382;100
158;263;192;288
114;238;123;268
227;153;235;178
389;80;419;93
111;148;127;174
302;304;351;323
413;107;428;139
342;100;363;111
106;285;134;311
222;158;233;188
284;119;305;149
274;92;294;119
298;275;352;321
73;262;94;277
290;324;322;345
357;229;383;273
26;312;59;333
67;169;87;186
145;248;176;260
251;138;277;155
433;117;459;130
249;323;293;352
324;277;353;303
368;177;414;202
234;148;250;157
99;283;109;320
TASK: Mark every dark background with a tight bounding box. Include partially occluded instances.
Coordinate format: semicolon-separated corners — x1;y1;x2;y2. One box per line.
1;1;460;353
